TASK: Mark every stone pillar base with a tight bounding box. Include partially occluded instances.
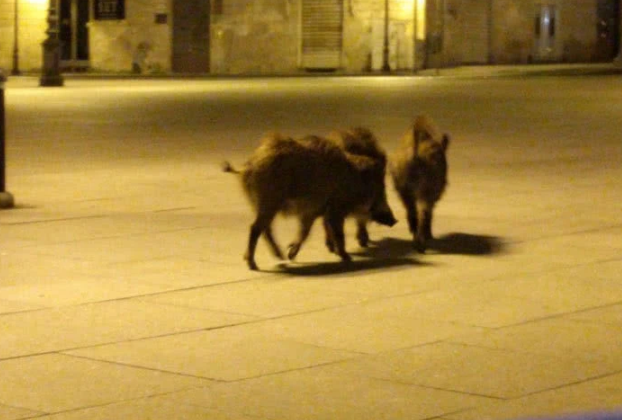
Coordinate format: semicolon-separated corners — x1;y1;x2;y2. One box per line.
0;191;14;209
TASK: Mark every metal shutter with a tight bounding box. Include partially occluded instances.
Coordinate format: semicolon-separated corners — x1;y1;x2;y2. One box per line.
301;0;343;69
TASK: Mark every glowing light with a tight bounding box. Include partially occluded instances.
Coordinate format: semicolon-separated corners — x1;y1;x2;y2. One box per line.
416;0;426;39
395;0;415;17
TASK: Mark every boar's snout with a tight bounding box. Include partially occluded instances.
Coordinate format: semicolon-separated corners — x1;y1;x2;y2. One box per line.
373;210;397;227
369;188;397;227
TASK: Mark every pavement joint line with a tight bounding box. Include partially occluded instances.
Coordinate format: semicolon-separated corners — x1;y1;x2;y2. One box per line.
1;223;220;247
151;206;198;213
372;376;507;401
446;300;622;333
0;214;107;226
57;352;227;383
515;368;622;399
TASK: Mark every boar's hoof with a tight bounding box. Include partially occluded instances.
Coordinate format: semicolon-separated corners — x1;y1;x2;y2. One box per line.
244;252;258;270
356;230;369;248
413;238;427;254
287;243;301;260
339;252;352;263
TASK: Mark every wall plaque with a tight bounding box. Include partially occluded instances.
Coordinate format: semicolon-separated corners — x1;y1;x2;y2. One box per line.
94;0;125;20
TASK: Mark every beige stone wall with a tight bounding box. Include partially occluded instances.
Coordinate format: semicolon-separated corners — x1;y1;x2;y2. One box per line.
210;0;416;74
0;0;47;72
210;0;299;74
560;0;598;61
491;0;598;64
89;0;171;73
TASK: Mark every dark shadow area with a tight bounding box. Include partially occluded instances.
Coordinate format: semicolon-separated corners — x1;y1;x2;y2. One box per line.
519;67;622;78
428;232;506;256
351;237;415;259
268;256;424;277
263;232;505;276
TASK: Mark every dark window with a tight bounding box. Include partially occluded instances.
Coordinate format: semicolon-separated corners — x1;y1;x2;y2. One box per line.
549;16;555;37
213;0;223;15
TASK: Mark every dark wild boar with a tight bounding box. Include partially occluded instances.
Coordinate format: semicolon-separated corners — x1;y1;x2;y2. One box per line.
325;127;393;250
390;115;449;252
223;132;396;270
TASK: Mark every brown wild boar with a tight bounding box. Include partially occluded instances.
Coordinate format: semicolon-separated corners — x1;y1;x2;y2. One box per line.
325;127;391;250
390;115;449;252
223;132;396;270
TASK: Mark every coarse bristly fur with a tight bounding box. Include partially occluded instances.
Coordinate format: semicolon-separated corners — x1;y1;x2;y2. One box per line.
390;115;450;252
326;127;394;250
223;132;396;270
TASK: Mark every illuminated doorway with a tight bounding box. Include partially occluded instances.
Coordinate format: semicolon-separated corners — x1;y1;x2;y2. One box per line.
534;4;557;61
59;0;90;70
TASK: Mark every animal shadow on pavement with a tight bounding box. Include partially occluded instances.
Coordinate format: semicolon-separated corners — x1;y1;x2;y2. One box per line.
271;237;424;276
427;232;506;256
272;255;424;276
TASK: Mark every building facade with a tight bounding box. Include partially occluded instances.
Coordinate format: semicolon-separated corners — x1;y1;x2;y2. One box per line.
0;0;619;75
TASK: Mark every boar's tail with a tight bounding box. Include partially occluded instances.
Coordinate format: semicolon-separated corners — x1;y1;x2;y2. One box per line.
222;161;241;174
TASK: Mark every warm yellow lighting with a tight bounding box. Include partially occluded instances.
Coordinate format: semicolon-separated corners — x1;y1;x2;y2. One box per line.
395;0;415;17
416;0;426;39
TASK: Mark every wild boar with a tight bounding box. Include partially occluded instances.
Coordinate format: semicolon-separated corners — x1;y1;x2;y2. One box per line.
325;127;393;250
224;132;396;270
390;115;450;252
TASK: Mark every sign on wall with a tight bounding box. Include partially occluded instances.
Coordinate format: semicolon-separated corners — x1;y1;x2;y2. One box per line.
94;0;125;20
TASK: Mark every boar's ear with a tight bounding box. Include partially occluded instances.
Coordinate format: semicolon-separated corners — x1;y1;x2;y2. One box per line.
441;134;450;151
413;125;421;158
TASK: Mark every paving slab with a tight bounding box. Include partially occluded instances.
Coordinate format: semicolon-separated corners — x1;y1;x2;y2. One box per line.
2;71;622;420
64;327;358;381
0;354;211;414
448;318;622;368
317;342;613;399
446;372;622;420
138;276;374;317
219;302;487;353
0;403;42;420
0;299;255;359
161;370;493;420
29;398;271;420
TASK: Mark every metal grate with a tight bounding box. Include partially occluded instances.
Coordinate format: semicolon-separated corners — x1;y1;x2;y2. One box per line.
301;0;343;69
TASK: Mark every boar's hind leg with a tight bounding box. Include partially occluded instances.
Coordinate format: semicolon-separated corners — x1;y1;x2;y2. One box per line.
287;214;317;260
245;208;278;270
356;218;370;248
263;226;284;260
325;212;351;263
414;201;433;253
397;188;417;236
323;217;336;254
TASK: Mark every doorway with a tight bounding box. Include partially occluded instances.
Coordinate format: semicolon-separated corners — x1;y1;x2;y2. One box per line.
300;0;343;70
59;0;90;70
534;4;557;61
172;0;211;73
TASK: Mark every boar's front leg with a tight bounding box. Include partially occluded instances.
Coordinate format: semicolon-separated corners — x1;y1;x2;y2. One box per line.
355;218;370;248
397;188;418;238
246;208;278;270
287;214;317;260
325;210;351;263
263;226;284;260
414;200;433;253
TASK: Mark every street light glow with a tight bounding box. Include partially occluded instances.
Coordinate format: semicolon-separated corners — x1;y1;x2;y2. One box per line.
416;0;426;40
